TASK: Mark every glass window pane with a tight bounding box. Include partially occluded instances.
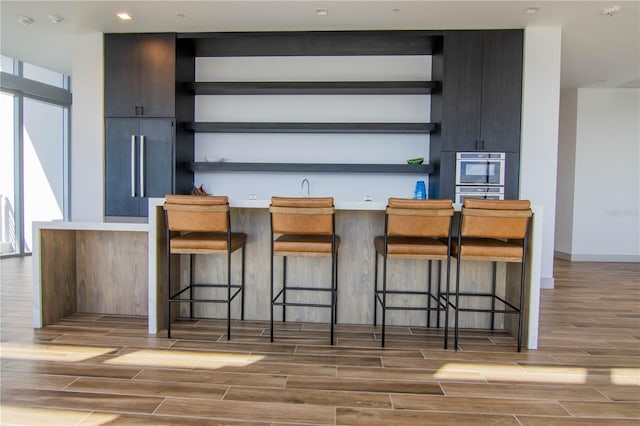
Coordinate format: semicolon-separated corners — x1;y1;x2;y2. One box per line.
23;63;65;88
23;98;65;252
0;55;14;74
0;92;17;255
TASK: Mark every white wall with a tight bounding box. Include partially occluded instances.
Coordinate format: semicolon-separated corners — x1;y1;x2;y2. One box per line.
194;56;432;202
555;89;578;255
70;33;103;220
571;89;639;261
520;27;562;289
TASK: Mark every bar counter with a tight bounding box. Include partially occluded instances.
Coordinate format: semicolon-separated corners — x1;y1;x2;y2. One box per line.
33;197;542;349
148;198;543;348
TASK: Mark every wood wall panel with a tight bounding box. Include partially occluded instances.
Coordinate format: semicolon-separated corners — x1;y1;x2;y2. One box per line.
40;229;76;325
76;231;148;316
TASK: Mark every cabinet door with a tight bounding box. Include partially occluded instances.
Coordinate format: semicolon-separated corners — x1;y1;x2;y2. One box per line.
442;31;483;152
139;119;174;216
104;33;175;118
105;119;142;216
137;34;176;118
104;35;140;117
480;30;523;153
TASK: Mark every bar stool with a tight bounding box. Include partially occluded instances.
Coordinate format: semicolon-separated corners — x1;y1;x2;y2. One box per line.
269;197;339;344
451;198;532;352
373;198;454;348
163;195;247;340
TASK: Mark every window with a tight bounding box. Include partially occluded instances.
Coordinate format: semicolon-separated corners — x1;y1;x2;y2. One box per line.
0;57;70;256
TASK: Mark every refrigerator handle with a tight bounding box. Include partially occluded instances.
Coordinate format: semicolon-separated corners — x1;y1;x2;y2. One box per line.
130;135;137;197
139;135;145;198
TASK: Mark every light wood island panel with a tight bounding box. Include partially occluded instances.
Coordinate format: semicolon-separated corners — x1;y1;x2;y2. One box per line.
33;222;149;327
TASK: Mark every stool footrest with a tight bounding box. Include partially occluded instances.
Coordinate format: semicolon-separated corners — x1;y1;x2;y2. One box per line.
169;283;243;299
272;301;333;309
444;293;520;312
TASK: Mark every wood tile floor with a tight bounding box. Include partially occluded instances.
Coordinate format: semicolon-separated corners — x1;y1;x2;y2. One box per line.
1;257;639;425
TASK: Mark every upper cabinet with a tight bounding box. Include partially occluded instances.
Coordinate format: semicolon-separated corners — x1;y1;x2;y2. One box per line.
104;33;176;118
439;30;523;153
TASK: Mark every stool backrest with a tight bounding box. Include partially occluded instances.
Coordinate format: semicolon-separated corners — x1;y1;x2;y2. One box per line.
386;198;454;238
461;199;532;239
270;197;335;235
163;194;229;232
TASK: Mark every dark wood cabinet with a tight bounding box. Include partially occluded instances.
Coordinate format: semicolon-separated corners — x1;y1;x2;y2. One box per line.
105;118;174;217
104;33;176;118
429;29;523;199
438;30;523;153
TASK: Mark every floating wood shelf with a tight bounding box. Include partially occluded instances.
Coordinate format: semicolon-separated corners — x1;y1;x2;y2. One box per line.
188;162;431;174
185;122;438;134
188;81;440;95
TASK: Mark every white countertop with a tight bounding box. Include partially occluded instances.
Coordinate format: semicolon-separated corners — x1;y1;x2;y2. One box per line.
33;219;149;232
229;199;387;210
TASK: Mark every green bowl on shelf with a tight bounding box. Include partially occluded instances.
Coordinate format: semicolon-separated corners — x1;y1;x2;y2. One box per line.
407;157;424;165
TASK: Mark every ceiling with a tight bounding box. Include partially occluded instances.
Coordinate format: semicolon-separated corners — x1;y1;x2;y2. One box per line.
1;1;638;92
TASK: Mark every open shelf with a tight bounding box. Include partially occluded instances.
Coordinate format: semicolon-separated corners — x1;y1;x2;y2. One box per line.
189;81;440;95
185;122;438;134
188;162;431;174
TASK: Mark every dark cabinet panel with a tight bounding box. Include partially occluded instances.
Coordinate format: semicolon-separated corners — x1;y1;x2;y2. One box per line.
480;31;523;153
440;31;483;152
104;33;175;118
440;30;523;153
139;120;174;216
105;119;141;216
105;118;175;217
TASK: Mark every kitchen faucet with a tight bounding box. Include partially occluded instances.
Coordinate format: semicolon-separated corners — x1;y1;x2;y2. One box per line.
301;178;310;197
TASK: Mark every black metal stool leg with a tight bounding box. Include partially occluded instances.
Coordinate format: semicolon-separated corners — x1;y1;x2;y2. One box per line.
227;247;232;340
282;257;287;323
427;260;432;328
491;262;497;330
373;252;379;326
270;243;274;343
381;252;388;347
455;256;461;351
334;251;339;325
189;254;194;319
241;245;246;321
167;229;172;339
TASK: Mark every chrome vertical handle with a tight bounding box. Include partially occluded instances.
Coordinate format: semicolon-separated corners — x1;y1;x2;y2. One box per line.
130;135;137;197
139;135;145;198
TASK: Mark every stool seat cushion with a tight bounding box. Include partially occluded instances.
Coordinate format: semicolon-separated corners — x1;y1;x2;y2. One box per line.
374;236;449;259
170;232;247;253
274;234;340;255
452;237;523;262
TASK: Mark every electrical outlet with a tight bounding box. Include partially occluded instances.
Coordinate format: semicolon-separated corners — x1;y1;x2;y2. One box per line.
248;194;257;200
364;195;373;202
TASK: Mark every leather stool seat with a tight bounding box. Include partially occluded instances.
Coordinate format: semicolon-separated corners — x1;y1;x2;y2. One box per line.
451;237;523;261
170;232;247;253
374;236;449;258
274;234;340;255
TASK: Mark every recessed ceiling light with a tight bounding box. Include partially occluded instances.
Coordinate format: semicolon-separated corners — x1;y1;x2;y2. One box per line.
601;5;621;17
49;15;64;24
524;7;539;15
315;8;328;17
117;12;132;21
17;15;34;26
393;8;400;14
177;13;186;19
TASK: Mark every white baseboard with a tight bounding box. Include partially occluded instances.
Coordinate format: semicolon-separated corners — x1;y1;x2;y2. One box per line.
555;250;640;263
540;277;555;289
